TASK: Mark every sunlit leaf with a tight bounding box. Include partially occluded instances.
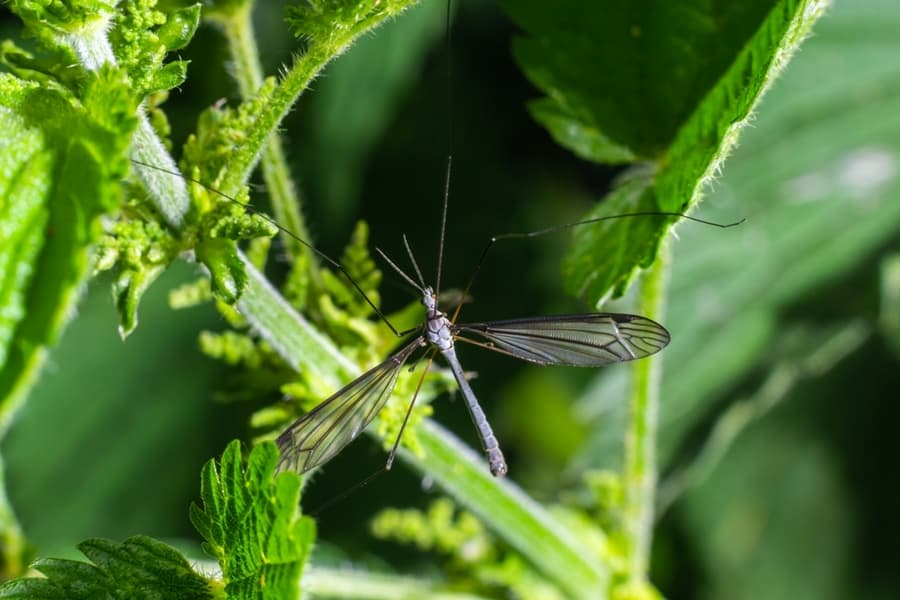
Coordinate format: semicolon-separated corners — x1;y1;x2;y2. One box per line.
190;441;315;599
0;536;213;599
0;69;135;433
505;0;826;303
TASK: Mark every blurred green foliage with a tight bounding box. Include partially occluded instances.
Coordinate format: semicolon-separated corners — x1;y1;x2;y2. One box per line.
0;0;898;598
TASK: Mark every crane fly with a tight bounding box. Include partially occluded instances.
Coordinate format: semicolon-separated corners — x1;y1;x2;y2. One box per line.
275;286;670;476
274;154;672;477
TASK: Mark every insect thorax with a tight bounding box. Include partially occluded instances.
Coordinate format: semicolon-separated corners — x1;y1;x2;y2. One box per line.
424;306;454;351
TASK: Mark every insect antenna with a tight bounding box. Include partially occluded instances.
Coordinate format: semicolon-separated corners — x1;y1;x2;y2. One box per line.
434;0;455;299
375;246;427;296
402;234;428;291
435;154;452;299
450;211;745;323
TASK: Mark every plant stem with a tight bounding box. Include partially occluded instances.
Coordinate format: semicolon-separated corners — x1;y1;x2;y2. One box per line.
304;565;492;600
61;10;191;228
209;3;313;260
622;244;670;583
236;252;354;390
407;421;608;599
217;0;420;200
130;114;190;228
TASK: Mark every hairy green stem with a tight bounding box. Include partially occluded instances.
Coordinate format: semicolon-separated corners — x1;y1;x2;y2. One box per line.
130;115;190;228
62;13;190;228
304;566;491;600
209;2;313;259
217;0;421;200
622;244;669;583
236;252;354;390
406;422;608;599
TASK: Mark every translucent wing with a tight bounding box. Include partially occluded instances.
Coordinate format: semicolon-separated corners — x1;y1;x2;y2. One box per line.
453;314;669;366
276;338;422;473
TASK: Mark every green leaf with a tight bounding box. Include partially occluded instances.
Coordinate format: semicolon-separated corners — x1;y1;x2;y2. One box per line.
560;169;665;302
196;238;248;304
508;0;786;159
96;216;180;338
504;0;827;303
190;441;315;599
10;0;193;229
109;0;200;96
0;82;52;370
0;535;213;599
145;59;189;94
5;0;194;333
657;0;900;465
0;68;136;434
574;0;900;480
156;3;202;52
7;0;116;52
0;40;82;89
526;98;636;164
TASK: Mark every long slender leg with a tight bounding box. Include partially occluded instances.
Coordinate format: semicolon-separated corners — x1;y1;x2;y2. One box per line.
386;352;436;470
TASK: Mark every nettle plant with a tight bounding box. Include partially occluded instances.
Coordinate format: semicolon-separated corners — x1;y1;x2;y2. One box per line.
0;0;826;598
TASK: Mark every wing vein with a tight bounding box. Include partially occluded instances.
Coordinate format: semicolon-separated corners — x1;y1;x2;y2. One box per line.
276;338;422;473
455;314;670;367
